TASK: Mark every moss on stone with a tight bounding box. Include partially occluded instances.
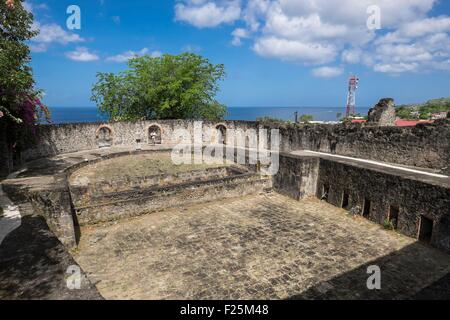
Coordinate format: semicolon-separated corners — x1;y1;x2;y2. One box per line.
70;152;230;185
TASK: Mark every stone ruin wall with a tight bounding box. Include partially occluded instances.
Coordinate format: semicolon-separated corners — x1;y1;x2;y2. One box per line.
0;120;448;177
273;153;450;254
19;120;259;163
1;120;449;253
265;123;450;174
272;154;319;200
317;159;450;254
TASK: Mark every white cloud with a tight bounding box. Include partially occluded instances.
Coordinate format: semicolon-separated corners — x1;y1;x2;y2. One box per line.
174;0;450;74
23;1;48;13
29;43;47;53
312;66;344;78
370;32;450;73
373;63;419;74
397;16;450;38
242;0;271;31
275;0;435;28
106;48;161;63
376;44;433;63
23;1;33;12
33;23;84;45
231;28;250;46
112;16;121;25
26;3;84;53
253;37;337;64
342;48;362;64
175;0;241;28
65;47;99;62
376;16;450;45
182;44;202;52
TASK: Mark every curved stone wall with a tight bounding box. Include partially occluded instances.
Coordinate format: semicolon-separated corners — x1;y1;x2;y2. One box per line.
19;120;259;164
1;120;449;176
2;120;449;253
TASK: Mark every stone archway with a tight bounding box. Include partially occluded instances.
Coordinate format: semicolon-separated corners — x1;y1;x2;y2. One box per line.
148;124;162;145
216;124;227;145
96;125;113;148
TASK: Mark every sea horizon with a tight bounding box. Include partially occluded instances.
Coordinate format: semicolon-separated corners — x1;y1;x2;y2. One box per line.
47;106;371;124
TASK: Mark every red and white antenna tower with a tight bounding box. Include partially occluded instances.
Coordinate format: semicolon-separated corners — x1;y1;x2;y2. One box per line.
346;75;359;117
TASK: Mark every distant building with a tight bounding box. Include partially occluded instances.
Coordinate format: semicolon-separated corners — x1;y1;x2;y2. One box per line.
410;111;420;119
394;119;434;127
351;118;435;127
351;119;367;124
431;112;448;120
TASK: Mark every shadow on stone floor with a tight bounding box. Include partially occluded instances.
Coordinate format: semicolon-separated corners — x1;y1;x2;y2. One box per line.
15;157;72;178
0;215;102;300
288;242;450;300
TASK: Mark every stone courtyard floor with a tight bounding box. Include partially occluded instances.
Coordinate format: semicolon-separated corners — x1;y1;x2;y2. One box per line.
73;193;450;300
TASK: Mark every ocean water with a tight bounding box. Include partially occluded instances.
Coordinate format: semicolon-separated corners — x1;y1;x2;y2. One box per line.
46;106;370;124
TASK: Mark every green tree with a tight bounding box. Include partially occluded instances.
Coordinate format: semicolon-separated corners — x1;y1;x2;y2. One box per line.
91;53;227;121
299;114;314;123
396;98;450;120
0;0;50;158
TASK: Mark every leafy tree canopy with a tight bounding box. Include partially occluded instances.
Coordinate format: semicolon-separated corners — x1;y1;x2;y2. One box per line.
299;114;314;123
396;97;450;120
91;53;227;121
0;0;50;149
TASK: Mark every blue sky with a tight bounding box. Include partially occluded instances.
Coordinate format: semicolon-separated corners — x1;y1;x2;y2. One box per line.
27;0;450;108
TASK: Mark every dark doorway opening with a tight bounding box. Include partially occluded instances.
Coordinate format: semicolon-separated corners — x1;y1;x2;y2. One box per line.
330;141;337;154
419;215;433;243
97;127;112;148
389;206;399;230
342;193;349;209
148;126;162;145
363;199;371;218
216;125;227;145
321;184;330;202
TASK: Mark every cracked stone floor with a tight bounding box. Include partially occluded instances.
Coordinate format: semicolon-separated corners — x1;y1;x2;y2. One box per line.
72;193;450;300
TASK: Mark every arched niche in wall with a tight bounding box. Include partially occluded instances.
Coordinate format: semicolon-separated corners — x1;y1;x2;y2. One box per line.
96;125;114;148
216;124;227;145
148;124;162;145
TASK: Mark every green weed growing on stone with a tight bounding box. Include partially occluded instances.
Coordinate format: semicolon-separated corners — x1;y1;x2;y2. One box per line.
383;218;395;230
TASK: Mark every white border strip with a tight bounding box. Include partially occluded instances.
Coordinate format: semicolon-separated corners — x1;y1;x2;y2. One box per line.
0;169;26;246
0;184;21;246
300;150;449;179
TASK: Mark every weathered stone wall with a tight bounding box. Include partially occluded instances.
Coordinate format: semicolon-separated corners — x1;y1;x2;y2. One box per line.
1;120;448;175
2;172;78;249
367;98;396;126
3;121;449;254
70;166;234;200
316;159;450;254
263;123;450;172
74;173;271;225
273;153;319;200
29;186;78;248
19;120;260;163
0;123;11;177
273;153;450;253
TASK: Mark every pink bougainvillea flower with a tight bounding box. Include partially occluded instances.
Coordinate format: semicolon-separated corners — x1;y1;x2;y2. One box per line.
0;111;4;118
6;0;14;9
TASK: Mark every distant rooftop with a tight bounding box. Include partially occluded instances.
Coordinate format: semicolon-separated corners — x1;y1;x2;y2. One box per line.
351;118;435;127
